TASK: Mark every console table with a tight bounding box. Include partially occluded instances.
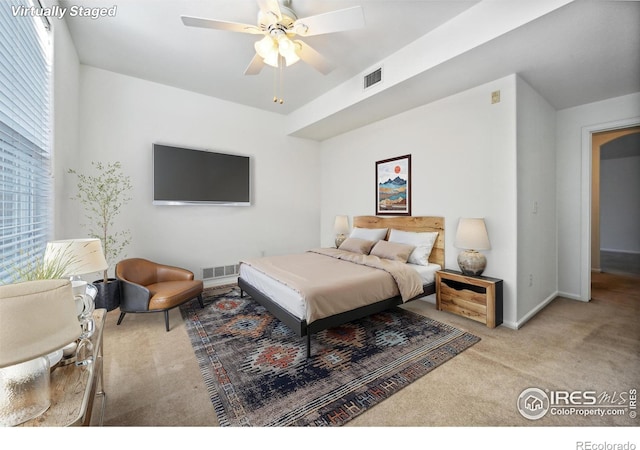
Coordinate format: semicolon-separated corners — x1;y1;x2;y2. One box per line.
19;308;106;427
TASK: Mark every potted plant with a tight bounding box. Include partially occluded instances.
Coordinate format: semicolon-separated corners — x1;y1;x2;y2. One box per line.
2;247;78;284
68;161;132;311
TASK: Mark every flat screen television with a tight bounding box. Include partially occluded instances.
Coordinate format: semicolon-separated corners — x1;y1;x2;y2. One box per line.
153;144;250;206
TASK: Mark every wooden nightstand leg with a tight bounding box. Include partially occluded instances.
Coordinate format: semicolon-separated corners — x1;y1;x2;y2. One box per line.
486;284;496;328
435;273;442;310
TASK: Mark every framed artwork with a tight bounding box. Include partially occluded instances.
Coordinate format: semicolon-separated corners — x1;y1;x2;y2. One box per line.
375;154;411;216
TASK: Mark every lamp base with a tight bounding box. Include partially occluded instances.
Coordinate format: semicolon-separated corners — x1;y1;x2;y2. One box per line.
335;234;346;248
457;250;486;276
0;356;51;426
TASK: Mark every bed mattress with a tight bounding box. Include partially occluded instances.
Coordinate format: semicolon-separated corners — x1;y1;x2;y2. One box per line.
238;260;440;321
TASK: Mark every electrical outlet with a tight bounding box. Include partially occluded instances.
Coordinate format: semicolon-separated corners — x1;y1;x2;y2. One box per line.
491;90;501;104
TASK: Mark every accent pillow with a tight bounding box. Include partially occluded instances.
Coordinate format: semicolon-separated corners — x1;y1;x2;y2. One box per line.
369;240;415;263
349;227;388;241
338;237;375;255
388;229;439;266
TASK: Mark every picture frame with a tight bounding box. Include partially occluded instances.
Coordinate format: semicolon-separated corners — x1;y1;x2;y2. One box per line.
375;154;411;216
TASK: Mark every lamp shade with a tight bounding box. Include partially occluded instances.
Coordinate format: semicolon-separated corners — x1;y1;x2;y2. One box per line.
454;218;491;250
44;238;108;276
0;280;81;367
334;215;350;234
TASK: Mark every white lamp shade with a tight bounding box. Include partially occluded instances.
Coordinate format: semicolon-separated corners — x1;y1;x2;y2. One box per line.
454;218;491;250
44;238;108;276
254;35;276;59
0;280;81;367
255;36;280;67
278;37;300;66
334;215;350;234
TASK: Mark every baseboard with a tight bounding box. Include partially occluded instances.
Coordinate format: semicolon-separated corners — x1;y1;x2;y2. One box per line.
514;291;559;329
557;290;588;302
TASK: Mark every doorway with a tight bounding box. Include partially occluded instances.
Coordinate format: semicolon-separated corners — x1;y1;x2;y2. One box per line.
591;126;640;277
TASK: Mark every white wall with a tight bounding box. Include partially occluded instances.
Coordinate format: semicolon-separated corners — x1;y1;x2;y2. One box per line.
319;75;520;327
57;66;321;284
600;154;640;253
516;77;558;324
556;92;640;300
51;13;80;238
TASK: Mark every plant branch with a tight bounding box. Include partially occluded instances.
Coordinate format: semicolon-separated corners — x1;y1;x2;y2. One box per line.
68;161;132;283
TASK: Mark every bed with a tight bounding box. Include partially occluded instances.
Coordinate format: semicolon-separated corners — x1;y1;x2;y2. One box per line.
238;215;445;357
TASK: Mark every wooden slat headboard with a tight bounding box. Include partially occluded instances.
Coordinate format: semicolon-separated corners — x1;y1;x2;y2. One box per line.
353;216;445;268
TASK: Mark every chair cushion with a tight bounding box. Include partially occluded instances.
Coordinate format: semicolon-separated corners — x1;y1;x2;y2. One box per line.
147;280;203;311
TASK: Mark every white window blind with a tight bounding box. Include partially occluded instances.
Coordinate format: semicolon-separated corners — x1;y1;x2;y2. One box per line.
0;0;52;284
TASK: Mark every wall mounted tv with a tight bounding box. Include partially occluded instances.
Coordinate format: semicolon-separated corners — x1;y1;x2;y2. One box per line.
153;144;250;206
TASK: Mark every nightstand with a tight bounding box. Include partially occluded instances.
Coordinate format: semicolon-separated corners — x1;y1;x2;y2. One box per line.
435;269;503;328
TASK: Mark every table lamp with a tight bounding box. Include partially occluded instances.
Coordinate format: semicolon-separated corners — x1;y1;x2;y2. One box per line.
0;279;81;426
44;238;108;287
454;218;491;276
334;215;350;248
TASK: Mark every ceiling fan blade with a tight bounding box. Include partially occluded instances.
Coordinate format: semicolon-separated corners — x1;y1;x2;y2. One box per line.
244;53;265;75
295;41;336;75
181;16;263;34
257;0;282;20
293;6;365;37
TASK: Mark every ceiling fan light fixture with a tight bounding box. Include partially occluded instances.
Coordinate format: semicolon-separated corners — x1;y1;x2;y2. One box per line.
277;35;293;51
277;36;300;66
263;50;279;68
282;51;300;66
254;35;277;59
183;1;365;80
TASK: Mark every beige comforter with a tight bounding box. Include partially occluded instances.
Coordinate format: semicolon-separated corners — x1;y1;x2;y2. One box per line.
240;248;424;324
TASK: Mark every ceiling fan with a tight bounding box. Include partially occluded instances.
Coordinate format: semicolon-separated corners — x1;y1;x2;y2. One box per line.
181;0;365;76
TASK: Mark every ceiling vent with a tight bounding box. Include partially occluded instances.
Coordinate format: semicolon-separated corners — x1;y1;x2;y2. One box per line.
364;67;383;90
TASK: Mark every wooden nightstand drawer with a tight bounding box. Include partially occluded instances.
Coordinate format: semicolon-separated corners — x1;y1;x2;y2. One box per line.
439;280;488;324
436;270;503;328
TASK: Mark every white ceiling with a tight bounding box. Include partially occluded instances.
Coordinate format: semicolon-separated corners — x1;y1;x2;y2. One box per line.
57;0;640;140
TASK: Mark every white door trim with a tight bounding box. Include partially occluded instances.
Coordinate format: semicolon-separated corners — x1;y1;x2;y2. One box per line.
580;116;640;301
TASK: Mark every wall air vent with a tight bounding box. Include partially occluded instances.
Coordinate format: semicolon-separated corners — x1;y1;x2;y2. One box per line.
202;264;240;280
364;67;383;90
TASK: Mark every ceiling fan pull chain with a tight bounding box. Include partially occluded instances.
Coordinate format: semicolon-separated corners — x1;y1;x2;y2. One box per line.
279;58;284;104
273;61;278;103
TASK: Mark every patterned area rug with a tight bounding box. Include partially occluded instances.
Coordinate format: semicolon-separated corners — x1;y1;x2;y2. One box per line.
180;286;480;427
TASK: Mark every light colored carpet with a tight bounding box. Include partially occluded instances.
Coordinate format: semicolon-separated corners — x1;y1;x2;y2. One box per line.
99;272;639;430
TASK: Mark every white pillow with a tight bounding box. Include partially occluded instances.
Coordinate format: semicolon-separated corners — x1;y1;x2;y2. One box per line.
388;229;438;266
349;227;388;241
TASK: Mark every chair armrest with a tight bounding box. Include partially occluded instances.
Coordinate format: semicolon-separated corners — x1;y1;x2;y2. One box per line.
156;264;195;282
118;278;151;312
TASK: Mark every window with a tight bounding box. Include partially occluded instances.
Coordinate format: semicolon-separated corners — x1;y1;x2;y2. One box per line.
0;0;52;284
